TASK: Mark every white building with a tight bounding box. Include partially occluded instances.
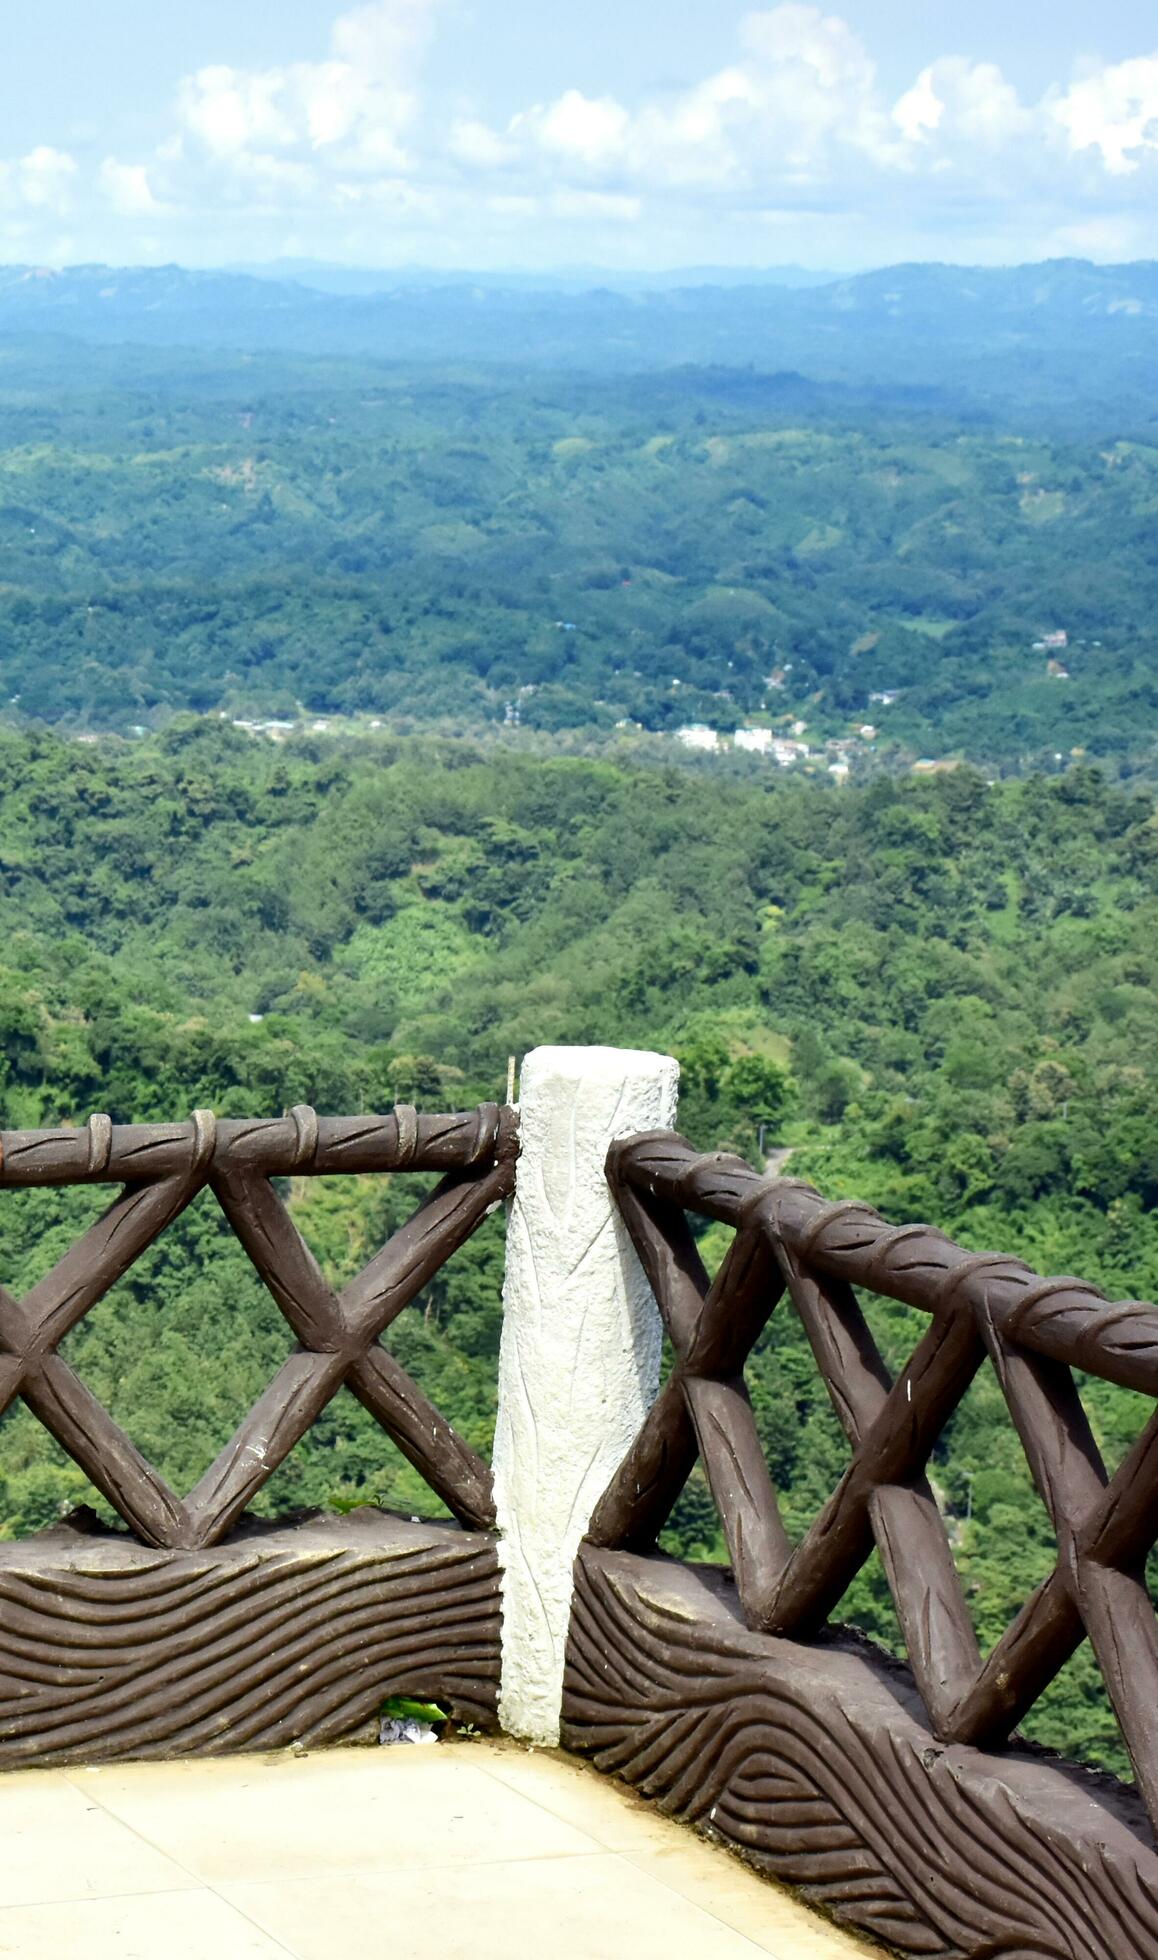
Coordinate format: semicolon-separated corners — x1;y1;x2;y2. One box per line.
734;727;774;755
675;725;720;752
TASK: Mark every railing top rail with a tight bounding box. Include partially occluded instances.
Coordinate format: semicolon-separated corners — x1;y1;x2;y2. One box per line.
0;1102;515;1186
610;1130;1158;1397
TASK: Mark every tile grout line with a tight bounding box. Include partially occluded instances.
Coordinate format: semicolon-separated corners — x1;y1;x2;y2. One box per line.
208;1852;782;1959
219;1846;622;1885
469;1754;865;1957
201;1877;305;1959
56;1766;305;1959
614;1841;878;1960
60;1757;617;1881
467;1748;661;1838
208;1850;621;1902
611;1846;841;1960
380;1749;794;1957
0;1883;300;1956
56;1751;859;1957
59;1764;233;1894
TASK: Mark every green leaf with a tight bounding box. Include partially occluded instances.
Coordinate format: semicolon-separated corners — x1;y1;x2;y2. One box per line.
380;1696;448;1726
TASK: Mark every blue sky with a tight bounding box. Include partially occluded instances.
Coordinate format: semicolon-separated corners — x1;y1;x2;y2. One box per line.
2;1;1158;270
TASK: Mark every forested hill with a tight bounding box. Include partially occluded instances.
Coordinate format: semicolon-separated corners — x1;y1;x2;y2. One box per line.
1;725;1155;1778
1;259;1157;423
1;334;1157;770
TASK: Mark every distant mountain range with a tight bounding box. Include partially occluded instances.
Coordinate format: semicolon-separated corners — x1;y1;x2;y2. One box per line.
0;258;1156;424
229;260;843;295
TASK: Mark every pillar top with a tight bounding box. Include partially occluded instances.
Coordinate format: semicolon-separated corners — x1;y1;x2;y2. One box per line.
520;1045;679;1086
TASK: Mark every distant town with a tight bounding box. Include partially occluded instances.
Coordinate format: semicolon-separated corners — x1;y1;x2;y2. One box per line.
57;625;1087;785
671;721;869;781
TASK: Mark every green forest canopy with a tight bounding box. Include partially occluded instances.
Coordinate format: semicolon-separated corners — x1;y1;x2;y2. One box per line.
0;337;1156;773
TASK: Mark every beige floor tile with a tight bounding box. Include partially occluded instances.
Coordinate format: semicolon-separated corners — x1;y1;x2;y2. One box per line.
67;1739;448;1797
473;1746;874;1957
0;1771;196;1909
224;1852;772;1960
625;1839;882;1957
472;1740;688;1852
74;1748;599;1884
0;1888;291;1959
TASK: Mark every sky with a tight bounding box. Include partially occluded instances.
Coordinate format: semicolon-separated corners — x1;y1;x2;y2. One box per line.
2;0;1158;272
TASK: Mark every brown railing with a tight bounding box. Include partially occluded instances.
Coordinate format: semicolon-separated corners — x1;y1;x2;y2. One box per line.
0;1104;518;1548
590;1131;1158;1840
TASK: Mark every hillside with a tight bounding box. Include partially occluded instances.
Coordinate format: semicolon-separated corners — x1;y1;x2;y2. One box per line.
1;725;1155;1778
0;338;1156;771
1;259;1157;423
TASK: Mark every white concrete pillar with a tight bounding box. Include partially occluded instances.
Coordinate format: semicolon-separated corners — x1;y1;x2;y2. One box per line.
493;1045;679;1745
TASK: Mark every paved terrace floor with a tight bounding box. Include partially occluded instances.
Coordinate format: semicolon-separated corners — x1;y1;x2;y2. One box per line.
0;1737;881;1958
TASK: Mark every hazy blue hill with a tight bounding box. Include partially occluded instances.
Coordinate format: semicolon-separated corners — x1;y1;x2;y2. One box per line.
0;259;1155;424
822;258;1158;317
229;261;842;296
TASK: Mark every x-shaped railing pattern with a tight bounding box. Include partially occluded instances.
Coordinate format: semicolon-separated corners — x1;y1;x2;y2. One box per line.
592;1132;1158;1838
0;1105;518;1549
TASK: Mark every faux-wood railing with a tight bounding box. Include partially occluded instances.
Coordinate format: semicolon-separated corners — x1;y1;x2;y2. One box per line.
587;1133;1158;1835
0;1104;517;1547
0;1104;516;1762
542;1128;1158;1958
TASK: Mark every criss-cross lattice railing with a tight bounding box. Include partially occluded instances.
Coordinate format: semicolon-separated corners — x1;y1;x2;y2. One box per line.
590;1132;1158;1837
0;1104;518;1550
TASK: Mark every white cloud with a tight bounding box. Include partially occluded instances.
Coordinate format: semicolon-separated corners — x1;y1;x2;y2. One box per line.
177;66;293;158
1051;213;1144;258
485;193;538;219
941;61;1030;148
474;5;905;202
895;59;1029;159
7;3;1158;266
100;159;163;215
234;154;319;198
14;147;77;212
332;175;438;214
448;118;517;169
551;189;642;224
531;91;631;169
538;13;1033;196
176;0;443;179
423;14;1158;261
1054;56;1158;175
737;1;893;164
894;68;943;144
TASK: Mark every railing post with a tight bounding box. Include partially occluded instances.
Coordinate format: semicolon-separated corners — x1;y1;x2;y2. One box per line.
493;1044;679;1744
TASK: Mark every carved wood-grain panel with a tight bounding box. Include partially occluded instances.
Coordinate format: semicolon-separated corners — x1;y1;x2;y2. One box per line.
0;1510;501;1765
564;1547;1158;1960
